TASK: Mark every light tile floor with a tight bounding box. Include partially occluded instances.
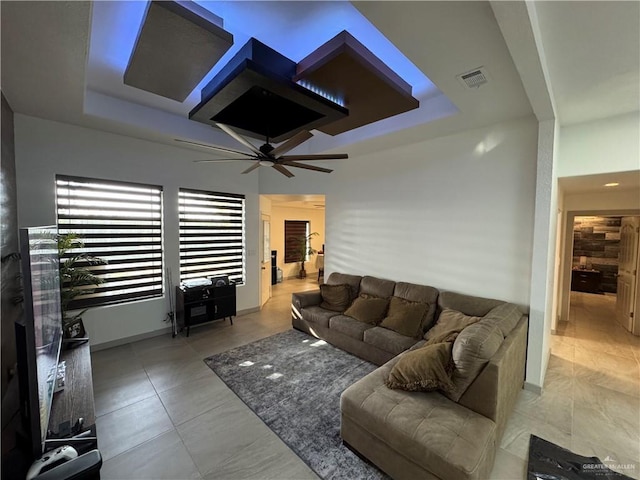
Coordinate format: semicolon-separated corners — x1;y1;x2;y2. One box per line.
93;285;640;480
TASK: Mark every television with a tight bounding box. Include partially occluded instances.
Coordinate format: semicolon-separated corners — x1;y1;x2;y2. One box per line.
15;226;63;459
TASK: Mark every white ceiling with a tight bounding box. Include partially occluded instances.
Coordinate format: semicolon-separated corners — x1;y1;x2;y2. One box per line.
1;1;638;159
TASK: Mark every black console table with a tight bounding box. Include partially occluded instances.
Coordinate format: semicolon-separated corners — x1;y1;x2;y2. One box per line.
176;283;236;336
571;269;603;294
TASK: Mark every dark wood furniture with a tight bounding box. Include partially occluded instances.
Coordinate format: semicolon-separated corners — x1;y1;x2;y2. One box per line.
571;269;603;294
176;283;236;336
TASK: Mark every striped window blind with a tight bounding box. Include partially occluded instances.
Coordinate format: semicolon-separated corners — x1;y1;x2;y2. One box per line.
55;175;164;308
178;188;245;284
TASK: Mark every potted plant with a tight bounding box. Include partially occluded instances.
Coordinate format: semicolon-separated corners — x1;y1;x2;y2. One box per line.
291;232;319;279
57;233;107;340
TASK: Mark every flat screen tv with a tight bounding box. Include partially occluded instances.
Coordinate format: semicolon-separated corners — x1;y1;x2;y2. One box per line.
15;226;63;459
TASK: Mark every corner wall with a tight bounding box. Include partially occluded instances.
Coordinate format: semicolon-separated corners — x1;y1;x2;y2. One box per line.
1;93;21;399
14;115;261;347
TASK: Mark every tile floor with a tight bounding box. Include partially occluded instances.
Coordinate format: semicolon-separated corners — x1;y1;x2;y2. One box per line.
93;285;640;479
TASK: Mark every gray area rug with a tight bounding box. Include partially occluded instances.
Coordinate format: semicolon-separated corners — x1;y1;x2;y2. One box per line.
204;329;388;480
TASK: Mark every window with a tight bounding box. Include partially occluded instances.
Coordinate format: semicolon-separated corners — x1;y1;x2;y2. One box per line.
179;188;245;284
56;175;163;308
284;220;309;263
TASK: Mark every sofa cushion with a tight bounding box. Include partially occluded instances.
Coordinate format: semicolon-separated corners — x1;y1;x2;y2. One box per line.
360;276;396;299
438;291;504;317
394;282;439;332
425;308;482;344
379;296;428;338
329;315;375;340
385;342;454;393
320;283;352;312
363;326;418;355
301;305;338;328
341;360;497;480
326;272;362;301
482;302;522;337
344;295;389;324
447;321;504;401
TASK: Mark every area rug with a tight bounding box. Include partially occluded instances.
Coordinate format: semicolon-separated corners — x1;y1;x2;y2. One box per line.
528;435;635;480
204;329;388;480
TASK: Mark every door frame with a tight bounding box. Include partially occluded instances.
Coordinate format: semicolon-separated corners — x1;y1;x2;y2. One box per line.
557;209;640;327
260;213;272;308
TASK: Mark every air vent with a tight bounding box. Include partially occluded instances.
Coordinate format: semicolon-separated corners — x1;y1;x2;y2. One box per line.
457;67;490;90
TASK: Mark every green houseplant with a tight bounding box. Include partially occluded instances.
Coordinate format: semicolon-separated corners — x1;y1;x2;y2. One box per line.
291;232;319;279
57;233;107;339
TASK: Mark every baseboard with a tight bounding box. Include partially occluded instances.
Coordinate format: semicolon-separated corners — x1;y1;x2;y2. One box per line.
523;382;543;395
91;306;260;352
91;326;173;352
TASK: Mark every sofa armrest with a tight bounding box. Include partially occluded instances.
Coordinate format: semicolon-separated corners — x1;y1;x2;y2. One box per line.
292;290;322;310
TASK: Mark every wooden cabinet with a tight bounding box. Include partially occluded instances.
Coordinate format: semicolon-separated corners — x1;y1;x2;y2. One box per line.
571;269;603;294
176;284;236;336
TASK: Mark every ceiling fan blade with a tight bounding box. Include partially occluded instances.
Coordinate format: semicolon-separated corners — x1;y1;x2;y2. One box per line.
214;122;262;156
175;139;252;157
194;158;256;163
241;161;261;174
280;161;333;173
280;153;348;161
270;130;313;158
272;164;295;178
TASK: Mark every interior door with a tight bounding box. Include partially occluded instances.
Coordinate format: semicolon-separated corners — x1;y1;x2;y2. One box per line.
616;217;639;333
260;214;272;308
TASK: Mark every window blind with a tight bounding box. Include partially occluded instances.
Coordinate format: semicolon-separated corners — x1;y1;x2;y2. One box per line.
55;175;164;309
179;188;245;284
284;220;309;263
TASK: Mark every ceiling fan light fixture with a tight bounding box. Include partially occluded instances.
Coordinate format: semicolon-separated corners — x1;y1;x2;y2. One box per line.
259;160;275;167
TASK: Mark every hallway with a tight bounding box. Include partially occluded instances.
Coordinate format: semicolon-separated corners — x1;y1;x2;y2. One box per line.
549;291;640;474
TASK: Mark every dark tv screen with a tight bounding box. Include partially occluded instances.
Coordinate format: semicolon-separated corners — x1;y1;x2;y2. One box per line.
17;226;63;457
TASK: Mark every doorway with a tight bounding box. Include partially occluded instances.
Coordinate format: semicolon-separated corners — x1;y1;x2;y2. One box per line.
559;214;640;341
259;194;325;308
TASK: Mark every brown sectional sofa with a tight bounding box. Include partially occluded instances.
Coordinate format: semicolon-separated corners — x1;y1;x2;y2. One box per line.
291;272;528;480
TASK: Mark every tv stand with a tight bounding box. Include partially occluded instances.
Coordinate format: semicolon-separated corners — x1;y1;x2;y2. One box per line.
46;342;98;458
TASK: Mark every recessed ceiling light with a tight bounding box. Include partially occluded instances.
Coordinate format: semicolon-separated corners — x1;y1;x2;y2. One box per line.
604;182;619;187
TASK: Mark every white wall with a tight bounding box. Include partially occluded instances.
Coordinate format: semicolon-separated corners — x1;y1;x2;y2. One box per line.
14;115;261;347
262;115;539;332
526;119;558;390
269;205;325;279
557;112;640;178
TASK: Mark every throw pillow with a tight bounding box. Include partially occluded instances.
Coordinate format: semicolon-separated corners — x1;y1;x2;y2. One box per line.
446;321;504;401
379;296;429;338
319;283;352;312
385;342;454;393
425;308;482;344
344;295;389;324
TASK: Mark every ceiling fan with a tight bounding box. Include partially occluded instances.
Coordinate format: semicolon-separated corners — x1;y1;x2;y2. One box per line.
176;123;348;178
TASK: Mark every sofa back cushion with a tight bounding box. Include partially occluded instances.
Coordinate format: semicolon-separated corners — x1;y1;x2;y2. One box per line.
438;291;505;317
344;295;390;324
482;302;522;337
360;276;396;299
379;296;429;338
319;284;352;312
446;320;504;401
393;282;439;332
327;272;362;301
